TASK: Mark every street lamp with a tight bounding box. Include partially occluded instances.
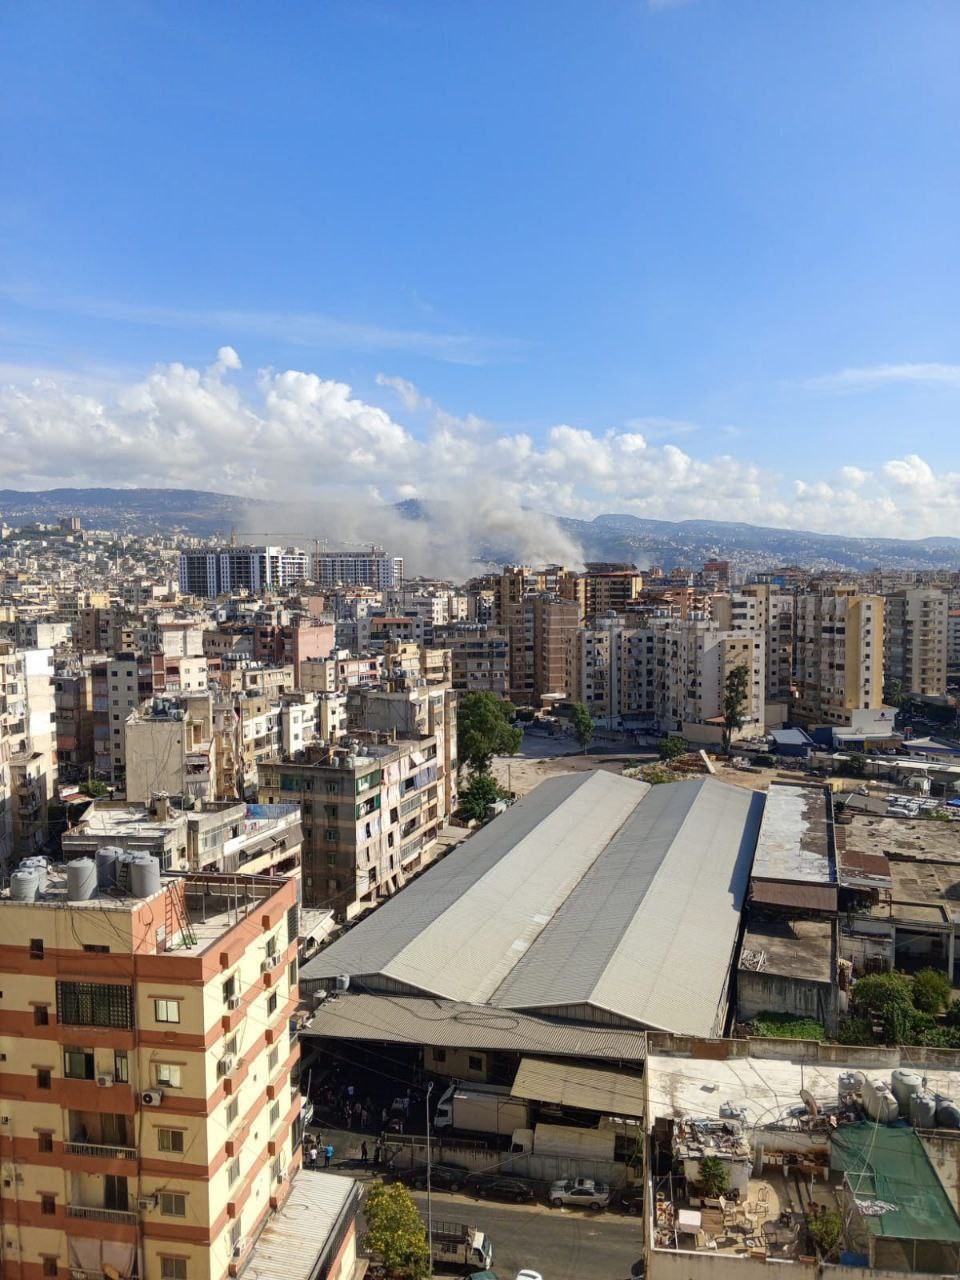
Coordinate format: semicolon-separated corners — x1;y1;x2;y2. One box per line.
425;1081;434;1277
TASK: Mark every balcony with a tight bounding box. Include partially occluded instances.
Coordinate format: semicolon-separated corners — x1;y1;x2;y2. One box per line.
65;1141;137;1160
67;1205;138;1225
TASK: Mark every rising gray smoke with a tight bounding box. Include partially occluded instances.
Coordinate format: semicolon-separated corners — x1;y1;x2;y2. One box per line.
241;493;585;579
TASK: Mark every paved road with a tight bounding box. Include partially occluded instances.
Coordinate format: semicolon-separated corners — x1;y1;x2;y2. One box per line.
410;1188;645;1280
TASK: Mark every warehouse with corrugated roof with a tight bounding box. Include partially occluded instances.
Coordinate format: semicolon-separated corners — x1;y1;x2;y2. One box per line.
302;769;764;1037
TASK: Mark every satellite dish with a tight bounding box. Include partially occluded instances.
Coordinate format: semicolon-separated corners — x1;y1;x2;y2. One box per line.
800;1088;818;1116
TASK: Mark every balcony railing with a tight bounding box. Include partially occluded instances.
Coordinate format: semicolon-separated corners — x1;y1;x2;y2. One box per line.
68;1204;138;1225
65;1141;137;1160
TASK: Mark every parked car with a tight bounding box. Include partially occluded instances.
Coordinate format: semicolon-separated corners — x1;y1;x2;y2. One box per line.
402;1161;471;1192
467;1174;536;1203
548;1177;611;1209
617;1188;643;1215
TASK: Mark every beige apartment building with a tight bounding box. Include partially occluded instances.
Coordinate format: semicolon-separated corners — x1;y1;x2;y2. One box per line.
884;587;949;699
433;623;510;697
711;584;795;701
795;587;884;726
1;644;57;866
506;595;581;706
0;864;302;1280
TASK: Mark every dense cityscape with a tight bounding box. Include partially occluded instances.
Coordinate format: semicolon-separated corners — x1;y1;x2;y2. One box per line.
2;510;960;1278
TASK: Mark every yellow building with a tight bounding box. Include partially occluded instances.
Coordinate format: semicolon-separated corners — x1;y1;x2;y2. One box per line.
0;862;302;1280
795;587;885;726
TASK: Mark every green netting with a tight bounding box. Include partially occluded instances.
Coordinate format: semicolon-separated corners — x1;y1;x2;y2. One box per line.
831;1123;960;1243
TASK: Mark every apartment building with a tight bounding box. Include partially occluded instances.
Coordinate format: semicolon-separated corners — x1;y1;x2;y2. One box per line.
92;654;152;783
382;640;452;689
313;548;402;590
580;563;643;622
949;609;960;671
54;666;95;770
0;865;302;1280
433;622;510;696
124;697;222;806
506;595;581;705
0;644;57;866
795;587;884;726
252;618;334;683
179;547;310;598
884;587;949;699
711;585;795;701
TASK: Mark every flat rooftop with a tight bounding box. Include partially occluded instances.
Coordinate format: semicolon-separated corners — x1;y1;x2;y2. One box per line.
63;801;184;838
739;917;833;984
751;783;833;884
646;1044;960;1129
845;812;960;865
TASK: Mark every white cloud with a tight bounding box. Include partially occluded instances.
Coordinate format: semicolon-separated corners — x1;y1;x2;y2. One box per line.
2;350;960;561
808;362;960;392
375;373;428;412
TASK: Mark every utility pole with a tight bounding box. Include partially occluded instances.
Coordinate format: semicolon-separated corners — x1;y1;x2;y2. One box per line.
425;1081;434;1277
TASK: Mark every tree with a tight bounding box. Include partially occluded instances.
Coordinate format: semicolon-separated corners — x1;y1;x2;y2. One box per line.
846;752;867;778
721;664;750;754
912;968;953;1015
456;692;522;775
850;971;915;1044
363;1180;430;1279
697;1155;729;1198
459;771;506;822
570;702;594;753
807;1208;843;1259
886;678;904;708
658;734;687;761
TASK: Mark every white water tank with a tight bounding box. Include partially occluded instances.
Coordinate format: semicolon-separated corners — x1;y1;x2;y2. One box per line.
21;857;49;891
96;846;121;889
10;868;40;901
115;852;135;893
130;854;161;899
862;1077;899;1124
67;858;97;902
937;1098;960;1129
891;1068;922;1110
910;1093;937;1127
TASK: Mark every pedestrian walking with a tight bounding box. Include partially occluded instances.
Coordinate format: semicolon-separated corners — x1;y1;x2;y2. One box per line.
307;1144;319;1169
324;1143;333;1168
373;1141;382;1166
360;1141;368;1164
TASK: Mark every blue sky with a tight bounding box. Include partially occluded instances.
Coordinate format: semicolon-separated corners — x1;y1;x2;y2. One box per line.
1;0;959;538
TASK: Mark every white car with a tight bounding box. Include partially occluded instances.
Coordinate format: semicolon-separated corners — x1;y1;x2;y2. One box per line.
548;1176;611;1209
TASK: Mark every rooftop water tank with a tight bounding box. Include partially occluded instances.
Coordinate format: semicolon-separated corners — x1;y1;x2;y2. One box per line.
21;857;49;891
937;1098;960;1129
66;858;97;903
862;1077;899;1124
130;854;161;899
96;846;121;890
10;868;40;901
910;1093;937;1128
115;852;135;894
891;1069;923;1109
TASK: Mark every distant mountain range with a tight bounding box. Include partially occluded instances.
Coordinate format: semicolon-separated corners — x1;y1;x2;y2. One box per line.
2;486;960;572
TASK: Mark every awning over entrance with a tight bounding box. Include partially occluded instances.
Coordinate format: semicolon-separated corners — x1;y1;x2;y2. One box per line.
510;1056;645;1118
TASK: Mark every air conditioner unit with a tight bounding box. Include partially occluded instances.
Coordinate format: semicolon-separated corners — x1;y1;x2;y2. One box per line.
137;1195;158;1211
96;1072;114;1088
218;1055;236;1077
232;1239;246;1258
141;1090;164;1107
226;996;241;1011
261;955;281;972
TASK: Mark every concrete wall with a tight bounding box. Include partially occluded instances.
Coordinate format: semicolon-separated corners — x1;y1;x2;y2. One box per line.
738;972;839;1035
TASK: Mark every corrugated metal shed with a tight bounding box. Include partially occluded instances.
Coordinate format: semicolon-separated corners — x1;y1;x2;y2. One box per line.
303;993;647;1061
749;881;838;911
494;778;763;1036
304;770;764;1037
245;1171;360;1280
511;1056;646;1117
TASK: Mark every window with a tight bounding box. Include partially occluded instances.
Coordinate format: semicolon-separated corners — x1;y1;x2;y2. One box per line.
154;999;180;1024
34;1005;49;1026
42;1259;57;1278
56;981;133;1029
37;1069;51;1089
228;1157;240;1186
160;1259;187;1280
224;1035;237;1057
155;1063;182;1088
226;1098;238;1127
114;1050;129;1082
324;830;337;842
222;975;236;1004
265;933;277;959
83;944;109;954
157;1128;185;1153
160;1192;186;1217
269;1101;280;1128
37;1131;53;1153
41;1194;56;1215
268;1046;279;1074
468;1055;483;1072
435;1048;447;1064
286;904;298;946
267;992;277;1016
64;1048;95;1080
30;939;44;960
288;958;297;987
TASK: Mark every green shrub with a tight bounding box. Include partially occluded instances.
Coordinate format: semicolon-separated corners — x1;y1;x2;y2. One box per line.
750;1012;825;1041
912;968;953;1015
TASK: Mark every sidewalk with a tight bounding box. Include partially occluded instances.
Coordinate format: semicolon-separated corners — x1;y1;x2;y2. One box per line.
302;1115;388;1182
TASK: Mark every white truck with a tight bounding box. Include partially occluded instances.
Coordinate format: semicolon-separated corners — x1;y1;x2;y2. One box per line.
434;1082;531;1137
431;1219;494;1273
510;1121;617;1162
